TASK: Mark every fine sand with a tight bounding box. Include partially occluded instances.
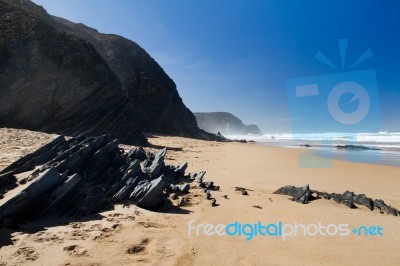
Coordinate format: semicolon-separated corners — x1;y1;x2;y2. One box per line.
0;128;399;265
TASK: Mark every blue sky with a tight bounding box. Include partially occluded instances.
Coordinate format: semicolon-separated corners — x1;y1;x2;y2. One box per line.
33;0;400;133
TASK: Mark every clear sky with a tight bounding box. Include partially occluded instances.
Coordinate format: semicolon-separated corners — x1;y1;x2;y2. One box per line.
32;0;400;133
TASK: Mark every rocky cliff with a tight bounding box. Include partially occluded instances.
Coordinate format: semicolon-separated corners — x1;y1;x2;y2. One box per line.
0;0;206;144
245;124;262;135
52;16;200;136
194;112;262;135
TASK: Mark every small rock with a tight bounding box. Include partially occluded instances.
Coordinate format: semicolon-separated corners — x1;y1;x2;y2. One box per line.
211;199;217;207
206;191;212;200
235;187;249;196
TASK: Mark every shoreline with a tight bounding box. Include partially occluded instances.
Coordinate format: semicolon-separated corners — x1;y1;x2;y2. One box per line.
254;141;400;168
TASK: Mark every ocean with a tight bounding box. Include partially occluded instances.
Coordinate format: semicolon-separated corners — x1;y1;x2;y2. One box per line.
224;132;400;167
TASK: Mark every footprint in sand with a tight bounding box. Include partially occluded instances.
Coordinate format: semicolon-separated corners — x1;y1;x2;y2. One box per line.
63;245;87;256
108;213;123;217
92;232;111;241
106;213;135;222
175;246;197;265
69;230;88;240
137;221;166;229
69;222;84;229
89;223;103;230
111;223;122;230
126;238;151;255
14;247;38;261
32;232;64;244
90;223;123;241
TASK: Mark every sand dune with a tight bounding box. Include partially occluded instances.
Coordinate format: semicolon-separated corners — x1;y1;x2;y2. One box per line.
0;128;399;265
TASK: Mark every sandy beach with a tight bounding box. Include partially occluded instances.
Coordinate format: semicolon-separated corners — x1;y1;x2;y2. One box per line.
0;128;399;265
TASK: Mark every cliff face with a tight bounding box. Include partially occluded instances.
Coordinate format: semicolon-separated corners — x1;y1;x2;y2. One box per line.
0;0;203;144
53;17;200;135
194;112;262;135
245;125;262;135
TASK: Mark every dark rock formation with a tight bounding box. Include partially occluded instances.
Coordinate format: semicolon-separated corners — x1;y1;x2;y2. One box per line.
145;148;167;178
0;172;17;199
0;0;213;144
175;162;188;178
301;144;312;148
0;168;63;225
232;139;248;143
187;170;219;206
273;185;399;216
336;145;381;151
136;177;166;210
126;147;147;161
235;187;249;196
273;184;316;204
192;171;206;184
0;133;219;228
179;183;190;193
0;0;145;145
194;112;262;135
